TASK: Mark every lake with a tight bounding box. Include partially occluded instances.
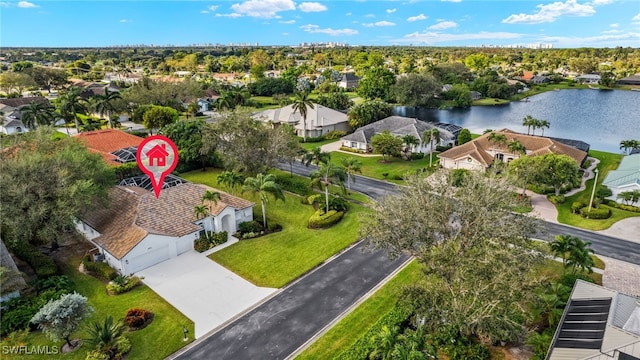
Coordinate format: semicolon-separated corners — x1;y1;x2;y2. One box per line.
393;89;640;153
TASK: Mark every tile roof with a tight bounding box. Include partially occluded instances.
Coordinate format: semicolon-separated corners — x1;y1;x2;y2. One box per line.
0;96;50;108
83;183;254;259
341;116;456;144
438;129;587;167
75;129;144;165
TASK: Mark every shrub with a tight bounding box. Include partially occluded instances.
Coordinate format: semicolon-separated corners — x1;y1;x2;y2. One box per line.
124;308;153;329
571;201;586;214
298;135;325;143
267;223;283;232
83;256;118;281
238;221;262;235
619;204;640;212
194;231;228;252
339;146;367;154
390;174;404;180
0;288;69;337
273;173;313;196
579;207;611;219
547;195;566;205
409;152;424;160
85;350;110;360
11;245;58;278
308;209;344;229
559;273;594;288
319;196;350;212
324;130;347;140
106;275;142;295
303;194;322;205
436;144;453;152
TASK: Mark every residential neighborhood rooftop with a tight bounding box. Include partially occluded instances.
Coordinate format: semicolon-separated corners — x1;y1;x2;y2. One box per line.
75;129;144;165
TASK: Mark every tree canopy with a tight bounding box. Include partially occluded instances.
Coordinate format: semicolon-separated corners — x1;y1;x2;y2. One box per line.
371;130;403;161
142;105;179;133
357;67;396;101
347;99;392;129
391;73;441;107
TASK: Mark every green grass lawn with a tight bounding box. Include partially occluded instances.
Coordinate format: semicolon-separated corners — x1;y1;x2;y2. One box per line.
300;139;337;151
3;259;194;360
181;168;369;288
472;98;510;106
328;152;437;183
296;260;423;360
556;150;639;230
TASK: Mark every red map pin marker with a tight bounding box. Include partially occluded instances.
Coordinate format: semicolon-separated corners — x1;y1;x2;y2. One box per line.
136;135;179;198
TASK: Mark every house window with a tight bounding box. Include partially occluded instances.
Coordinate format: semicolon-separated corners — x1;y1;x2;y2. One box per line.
199;230;206;238
351;142;357;148
495;153;504;161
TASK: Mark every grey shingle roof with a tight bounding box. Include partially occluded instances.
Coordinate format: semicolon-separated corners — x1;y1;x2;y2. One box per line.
341;116;455;144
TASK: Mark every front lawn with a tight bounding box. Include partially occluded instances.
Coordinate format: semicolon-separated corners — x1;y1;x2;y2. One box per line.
556;150;639;230
181;169;369;288
300;139;337;151
2;258;194;360
472;98;510;106
328;152;437;183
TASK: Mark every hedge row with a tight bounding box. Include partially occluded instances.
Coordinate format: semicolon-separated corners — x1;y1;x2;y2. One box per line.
194;231;228;253
273;173;313;196
308;209;344;229
337;306;413;360
83;256;118;280
605;200;640;213
579;207;611;219
11;245;58;278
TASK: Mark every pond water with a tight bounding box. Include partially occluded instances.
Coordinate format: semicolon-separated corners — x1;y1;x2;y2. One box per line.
393;89;640;153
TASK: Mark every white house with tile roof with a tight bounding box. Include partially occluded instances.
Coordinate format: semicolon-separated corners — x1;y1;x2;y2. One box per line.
76;183;254;274
253;103;351;138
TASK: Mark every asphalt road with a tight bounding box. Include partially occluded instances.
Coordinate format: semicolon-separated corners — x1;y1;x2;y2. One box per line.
172;241;409;360
281;161;640;265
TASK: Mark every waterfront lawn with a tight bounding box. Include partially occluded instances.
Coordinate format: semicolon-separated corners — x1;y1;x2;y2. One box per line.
557;150;639;230
3;258;194;360
296;260;423;360
328;152;437;183
209;192;368;288
473;98;510;106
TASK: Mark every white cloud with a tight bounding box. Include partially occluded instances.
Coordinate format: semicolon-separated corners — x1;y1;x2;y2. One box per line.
601;29;621;34
231;0;295;18
346;12;352;16
540;32;640;47
365;13;375;18
299;2;327;12
282;32;289;35
633;13;640;21
208;5;219;11
441;0;461;2
386;8;397;13
362;20;396;27
429;20;457;30
502;0;595;24
17;1;38;8
119;19;133;23
201;10;209;14
609;23;619;28
300;24;358;36
407;14;427;22
216;13;243;18
279;19;296;24
398;30;523;44
589;0;613;4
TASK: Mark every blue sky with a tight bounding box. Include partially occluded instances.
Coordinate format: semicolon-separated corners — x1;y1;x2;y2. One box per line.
1;0;639;48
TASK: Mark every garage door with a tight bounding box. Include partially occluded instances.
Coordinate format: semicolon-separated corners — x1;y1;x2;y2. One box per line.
177;236;193;255
129;246;169;273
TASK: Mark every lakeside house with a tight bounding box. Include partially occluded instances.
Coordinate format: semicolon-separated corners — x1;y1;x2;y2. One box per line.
340;116;460;154
253;103;351;139
575;74;602;84
603;154;640;203
438;129;588;171
546;280;640;360
617;75;640;86
76;183;254;274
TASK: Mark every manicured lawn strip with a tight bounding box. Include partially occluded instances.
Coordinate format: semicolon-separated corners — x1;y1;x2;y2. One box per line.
300;139;337;151
270;169;371;205
5;259;194;360
328;151;436;183
556;150;639;230
209;194;368;288
181;168;369;288
296;260;423;360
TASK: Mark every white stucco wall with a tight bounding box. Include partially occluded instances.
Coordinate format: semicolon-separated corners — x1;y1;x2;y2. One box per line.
440;157;485;171
0;124;27;135
121;232;200;274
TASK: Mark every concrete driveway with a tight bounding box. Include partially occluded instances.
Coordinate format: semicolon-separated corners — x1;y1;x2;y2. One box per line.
137;250;277;338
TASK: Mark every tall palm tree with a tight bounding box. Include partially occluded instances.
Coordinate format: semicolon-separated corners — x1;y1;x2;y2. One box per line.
94;88;122;128
201;190;221;214
292;91;314;142
217;171;244;194
302;147;331;167
340;157;362;194
549;235;573;270
310;162;347;212
242;173;285;229
19;101;55;130
57;86;87;133
522;115;536;135
507;139;526;156
620;139;639;155
566;237;595;275
422;128;441;167
401;134;419;160
538;119;550;136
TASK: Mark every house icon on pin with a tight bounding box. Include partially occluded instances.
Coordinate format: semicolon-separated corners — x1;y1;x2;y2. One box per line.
146;144;169;167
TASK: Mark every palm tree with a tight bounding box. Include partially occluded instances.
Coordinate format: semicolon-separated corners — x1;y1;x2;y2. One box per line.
94;88;122;128
422;128;441;167
369;325;400;360
487;132;508;147
566;237;595;275
620;139;639;155
522;115;536;135
242;173;285;229
194;204;208;220
85;316;126;359
291;91;314;142
302;147;331;167
217;171;244;194
310;162;347;212
57;86;87;133
19;101;55;130
341;157;362;194
401;134;419;160
538;119;550;136
201;190;221;213
549;235;573;270
507;139;526;156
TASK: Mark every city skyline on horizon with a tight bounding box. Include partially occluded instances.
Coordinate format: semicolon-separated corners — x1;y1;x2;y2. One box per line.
1;0;639;48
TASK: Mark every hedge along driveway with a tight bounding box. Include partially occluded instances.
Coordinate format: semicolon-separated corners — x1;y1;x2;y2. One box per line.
181;169;369;288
